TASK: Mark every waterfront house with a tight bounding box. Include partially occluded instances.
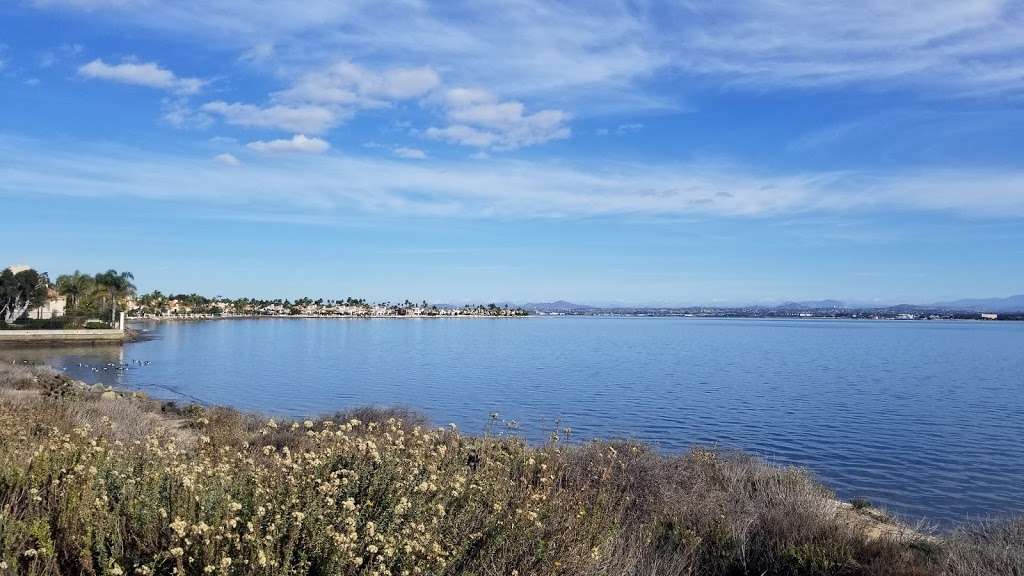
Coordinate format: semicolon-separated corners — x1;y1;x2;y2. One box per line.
30;287;67;320
5;264;67;320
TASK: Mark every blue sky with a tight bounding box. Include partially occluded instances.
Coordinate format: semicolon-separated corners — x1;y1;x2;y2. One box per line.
2;0;1023;304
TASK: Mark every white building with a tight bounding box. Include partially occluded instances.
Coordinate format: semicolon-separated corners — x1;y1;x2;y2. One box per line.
5;265;67;320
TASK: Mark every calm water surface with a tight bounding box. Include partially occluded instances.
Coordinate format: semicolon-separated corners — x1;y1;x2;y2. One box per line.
6;317;1024;525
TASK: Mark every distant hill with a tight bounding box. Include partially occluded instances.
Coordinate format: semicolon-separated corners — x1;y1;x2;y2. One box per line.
775;299;846;310
519;295;1024;314
524;301;595;313
932;295;1024;312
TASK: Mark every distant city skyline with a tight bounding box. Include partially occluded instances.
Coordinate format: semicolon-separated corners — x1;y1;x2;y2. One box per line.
2;1;1023;303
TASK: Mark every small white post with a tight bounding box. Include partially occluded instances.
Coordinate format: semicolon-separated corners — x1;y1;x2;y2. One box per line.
119;312;126;331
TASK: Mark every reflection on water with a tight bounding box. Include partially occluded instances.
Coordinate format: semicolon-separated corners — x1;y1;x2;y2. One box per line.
1;345;130;387
4;317;1024;526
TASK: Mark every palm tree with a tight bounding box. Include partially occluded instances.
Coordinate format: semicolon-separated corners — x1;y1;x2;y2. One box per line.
55;271;94;312
94;269;136;325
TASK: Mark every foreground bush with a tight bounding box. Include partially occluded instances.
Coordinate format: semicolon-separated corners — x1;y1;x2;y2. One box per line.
0;365;1018;575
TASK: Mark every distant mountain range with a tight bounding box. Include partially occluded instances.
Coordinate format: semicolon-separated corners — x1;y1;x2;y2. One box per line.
522;295;1024;313
775;300;846;311
523;300;597;313
931;295;1024;313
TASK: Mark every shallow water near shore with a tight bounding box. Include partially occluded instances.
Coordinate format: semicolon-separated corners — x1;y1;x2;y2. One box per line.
5;316;1023;526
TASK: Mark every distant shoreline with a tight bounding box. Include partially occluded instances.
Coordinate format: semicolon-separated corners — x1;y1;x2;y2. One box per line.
126;313;1021;323
128;313;533;322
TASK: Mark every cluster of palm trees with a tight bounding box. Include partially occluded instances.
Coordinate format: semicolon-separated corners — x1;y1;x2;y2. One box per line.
55;269;136;325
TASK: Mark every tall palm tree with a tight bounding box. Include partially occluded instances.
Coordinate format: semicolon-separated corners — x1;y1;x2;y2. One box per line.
94;270;136;325
55;271;94;312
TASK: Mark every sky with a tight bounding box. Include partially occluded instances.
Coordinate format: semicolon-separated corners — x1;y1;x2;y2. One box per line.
1;0;1023;305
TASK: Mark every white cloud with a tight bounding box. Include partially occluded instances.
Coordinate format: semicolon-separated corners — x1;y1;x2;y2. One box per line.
196;62;438;137
275;61;440;105
34;1;668;113
201;101;340;134
5;136;1024;219
246;134;330;154
78;58;203;94
393;147;427;159
213;152;241;166
427;88;570;150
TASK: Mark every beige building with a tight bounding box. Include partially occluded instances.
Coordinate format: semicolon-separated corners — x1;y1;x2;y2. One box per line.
29;288;67;320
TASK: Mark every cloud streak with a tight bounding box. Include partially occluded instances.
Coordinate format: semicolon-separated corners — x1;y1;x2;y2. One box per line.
668;0;1024;93
3;136;1024;219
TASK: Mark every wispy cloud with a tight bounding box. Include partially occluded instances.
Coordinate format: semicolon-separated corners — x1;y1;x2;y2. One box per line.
425;88;571;150
34;0;667;114
4;135;1024;219
78;58;203;94
38;43;83;68
198;62;441;138
201;101;341;134
212;152;241;165
393;147;427;159
274;61;440;106
35;0;1024;106
669;0;1024;94
596;123;643;136
246;134;330;154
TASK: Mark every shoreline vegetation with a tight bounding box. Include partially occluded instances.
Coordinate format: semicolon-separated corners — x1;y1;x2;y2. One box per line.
6;266;1020;332
129;294;528;320
2;363;1021;575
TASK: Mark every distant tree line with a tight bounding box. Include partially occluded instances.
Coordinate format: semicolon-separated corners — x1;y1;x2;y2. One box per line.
131;292;527;317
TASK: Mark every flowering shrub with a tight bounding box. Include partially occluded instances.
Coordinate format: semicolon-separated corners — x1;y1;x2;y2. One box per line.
0;396;620;576
0;366;1009;575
